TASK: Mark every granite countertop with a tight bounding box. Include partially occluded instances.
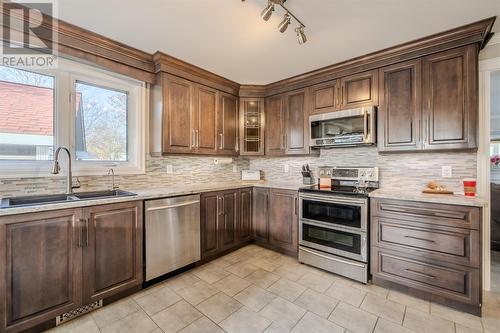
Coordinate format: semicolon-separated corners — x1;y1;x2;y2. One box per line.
0;180;305;217
369;189;488;207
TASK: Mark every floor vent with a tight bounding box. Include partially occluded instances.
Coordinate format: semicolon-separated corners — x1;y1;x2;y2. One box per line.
55;300;103;326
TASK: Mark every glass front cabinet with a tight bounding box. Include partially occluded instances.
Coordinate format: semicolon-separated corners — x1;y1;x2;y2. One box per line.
239;98;265;155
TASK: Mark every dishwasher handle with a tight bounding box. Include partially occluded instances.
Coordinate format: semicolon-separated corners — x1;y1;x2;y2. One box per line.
146;200;200;212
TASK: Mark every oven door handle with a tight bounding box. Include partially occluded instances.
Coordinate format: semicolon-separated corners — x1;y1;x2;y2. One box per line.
300;218;368;235
300;247;366;268
300;195;367;206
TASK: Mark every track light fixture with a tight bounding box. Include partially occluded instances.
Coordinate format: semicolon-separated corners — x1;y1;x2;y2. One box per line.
242;0;307;44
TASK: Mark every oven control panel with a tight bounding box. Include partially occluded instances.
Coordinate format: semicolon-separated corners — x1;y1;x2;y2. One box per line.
318;166;379;182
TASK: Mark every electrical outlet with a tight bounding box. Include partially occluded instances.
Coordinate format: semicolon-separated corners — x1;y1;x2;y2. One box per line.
284;164;289;173
232;165;237;173
166;164;174;174
442;166;452;178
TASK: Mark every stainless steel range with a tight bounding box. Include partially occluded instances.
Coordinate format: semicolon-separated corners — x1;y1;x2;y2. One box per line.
298;166;379;283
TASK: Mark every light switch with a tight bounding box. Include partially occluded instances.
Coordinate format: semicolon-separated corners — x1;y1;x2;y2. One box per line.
442;166;452;178
166;164;174;174
232;165;237;173
284;164;289;173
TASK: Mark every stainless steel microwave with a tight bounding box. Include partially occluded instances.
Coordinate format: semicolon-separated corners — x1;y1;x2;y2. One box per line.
309;107;376;148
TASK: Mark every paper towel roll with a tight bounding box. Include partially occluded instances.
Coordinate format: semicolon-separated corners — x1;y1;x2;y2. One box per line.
213;158;233;165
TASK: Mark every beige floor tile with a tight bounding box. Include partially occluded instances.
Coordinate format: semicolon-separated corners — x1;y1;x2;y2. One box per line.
430;303;483;332
293;289;338;318
291;312;344;333
192;266;231;284
151;300;203;333
263;323;290;333
245;269;281;289
205;257;233;269
165;273;202;292
482;305;500;333
179;316;225;333
250;257;283;272
177;280;219;305
325;282;367;307
100;310;158;333
455;323;483;333
403;307;455;333
91;298;141;328
296;272;335;293
374;318;416;333
259;297;307;330
235;285;277;312
273;263;308;282
214;273;252;296
267;278;306;302
328;302;378;333
223;251;248;264
134;284;183;315
196;292;242;323
220;307;272;333
45;315;100;333
351;281;390;298
227;260;260;278
360;293;406;324
387;289;430;314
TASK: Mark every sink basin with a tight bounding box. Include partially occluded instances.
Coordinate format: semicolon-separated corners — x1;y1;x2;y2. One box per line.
0;190;137;209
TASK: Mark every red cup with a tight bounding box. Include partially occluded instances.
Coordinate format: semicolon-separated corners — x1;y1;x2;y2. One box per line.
463;179;477;197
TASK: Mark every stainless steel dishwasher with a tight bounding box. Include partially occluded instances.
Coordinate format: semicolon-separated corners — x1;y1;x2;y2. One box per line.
145;194;201;281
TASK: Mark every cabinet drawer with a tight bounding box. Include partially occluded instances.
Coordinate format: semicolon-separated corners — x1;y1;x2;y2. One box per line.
372;217;480;267
372;247;479;305
371;199;480;230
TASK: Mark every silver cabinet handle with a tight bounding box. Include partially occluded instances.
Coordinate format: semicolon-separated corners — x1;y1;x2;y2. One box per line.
77;218;84;248
219;133;223;149
404;268;436;279
192;130;196;148
404;235;435;243
363;110;368;143
196;130;199;148
147;200;200;212
84;218;89;247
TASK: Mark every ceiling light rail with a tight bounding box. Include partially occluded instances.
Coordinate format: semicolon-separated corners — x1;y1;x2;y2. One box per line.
242;0;307;44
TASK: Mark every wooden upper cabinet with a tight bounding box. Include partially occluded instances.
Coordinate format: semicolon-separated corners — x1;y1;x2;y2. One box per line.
193;85;218;154
82;201;143;303
422;45;477;150
239;99;265;156
0;209;83;333
217;93;239;156
162;74;194;154
340;70;379;109
311;80;340;114
265;94;286;155
285;89;309;155
378;59;422;151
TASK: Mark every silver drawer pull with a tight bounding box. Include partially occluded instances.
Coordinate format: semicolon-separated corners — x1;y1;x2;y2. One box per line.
147;200;200;211
404;268;436;279
404;235;435;243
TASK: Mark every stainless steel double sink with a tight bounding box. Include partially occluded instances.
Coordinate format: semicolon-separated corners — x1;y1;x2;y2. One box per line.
0;190;137;209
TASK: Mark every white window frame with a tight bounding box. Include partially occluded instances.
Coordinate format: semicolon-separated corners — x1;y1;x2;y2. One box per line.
0;57;146;177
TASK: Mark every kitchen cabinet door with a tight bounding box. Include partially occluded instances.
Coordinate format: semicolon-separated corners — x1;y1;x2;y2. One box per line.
82;201;143;303
239;98;265;156
310;80;341;114
422;45;477;150
340;70;379;109
378;59;422;151
268;189;298;254
265;94;286;155
193;85;218;154
285;89;309;155
217;93;239;156
162;74;195;154
238;188;253;242
201;192;221;259
253;187;270;243
220;191;238;250
0;209;83;333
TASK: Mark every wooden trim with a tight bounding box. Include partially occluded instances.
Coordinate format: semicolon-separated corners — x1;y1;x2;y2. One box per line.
153;52;240;95
239;85;268;98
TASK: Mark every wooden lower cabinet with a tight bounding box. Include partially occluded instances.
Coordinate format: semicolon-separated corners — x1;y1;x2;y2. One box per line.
252;188;299;255
370;198;481;315
0;202;143;333
238;188;253;242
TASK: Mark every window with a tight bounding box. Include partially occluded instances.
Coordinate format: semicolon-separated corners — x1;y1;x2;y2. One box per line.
0;58;145;177
0;67;55;160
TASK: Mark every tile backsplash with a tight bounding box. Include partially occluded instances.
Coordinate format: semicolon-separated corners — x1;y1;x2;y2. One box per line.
0;155;249;198
248;146;477;193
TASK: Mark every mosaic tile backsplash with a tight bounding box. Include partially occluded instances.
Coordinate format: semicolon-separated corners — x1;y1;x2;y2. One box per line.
0;155;249;198
0;147;477;197
248;146;477;193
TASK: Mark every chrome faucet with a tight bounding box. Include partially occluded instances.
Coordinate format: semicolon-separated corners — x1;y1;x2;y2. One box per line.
108;168;119;191
51;147;79;194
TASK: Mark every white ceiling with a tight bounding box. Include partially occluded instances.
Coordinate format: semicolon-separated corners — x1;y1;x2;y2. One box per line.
55;0;500;84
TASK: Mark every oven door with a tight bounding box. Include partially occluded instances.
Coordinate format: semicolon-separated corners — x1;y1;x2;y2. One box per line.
300;193;367;232
299;220;367;262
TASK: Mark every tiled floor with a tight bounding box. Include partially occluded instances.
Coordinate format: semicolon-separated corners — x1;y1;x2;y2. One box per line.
46;245;500;333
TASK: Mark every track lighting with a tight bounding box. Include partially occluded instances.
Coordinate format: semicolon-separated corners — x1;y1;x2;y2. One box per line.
261;1;274;21
278;13;291;33
296;25;307;44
